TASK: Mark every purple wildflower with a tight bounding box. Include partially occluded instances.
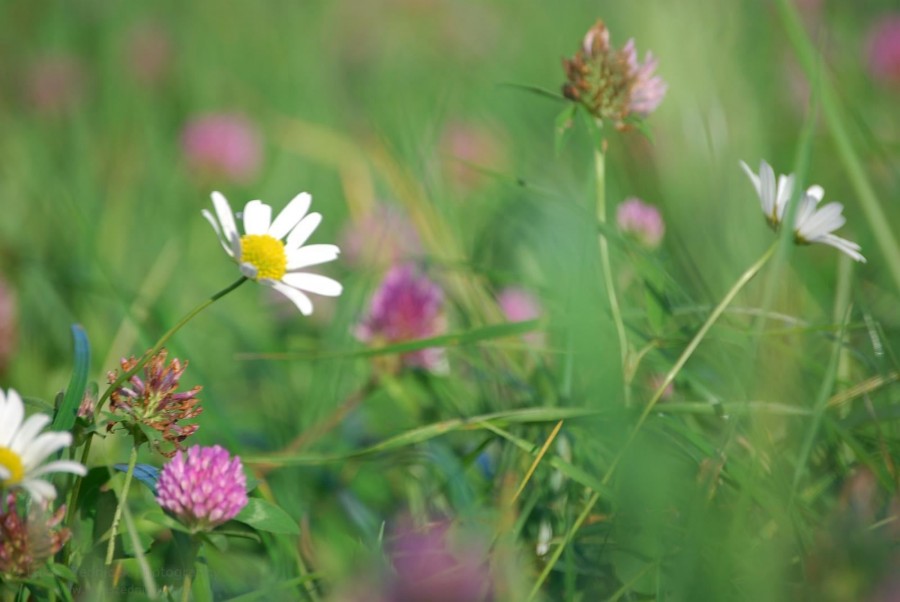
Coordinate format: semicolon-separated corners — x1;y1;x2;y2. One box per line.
386;517;492;602
156;445;248;533
181;113;262;183
562;20;667;129
0;494;70;579
866;14;900;85
355;264;447;372
107;349;203;457
616;197;665;249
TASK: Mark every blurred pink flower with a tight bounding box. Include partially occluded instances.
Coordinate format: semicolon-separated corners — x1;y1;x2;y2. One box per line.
181;113;263;183
616;197;665;249
438;120;508;192
866;15;900;85
340;204;422;268
563;21;667;129
24;55;85;115
0;494;71;578
497;287;544;348
355;264;447;373
386;517;491;602
648;373;674;401
0;278;16;376
125;21;172;87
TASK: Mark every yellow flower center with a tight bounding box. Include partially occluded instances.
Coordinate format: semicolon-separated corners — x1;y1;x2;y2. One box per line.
240;234;287;281
0;446;24;487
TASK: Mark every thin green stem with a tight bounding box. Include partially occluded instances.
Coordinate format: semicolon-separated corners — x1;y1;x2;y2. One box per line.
65;277;247;530
594;146;630;406
527;242;777;601
93;276;248;420
106;444;138;566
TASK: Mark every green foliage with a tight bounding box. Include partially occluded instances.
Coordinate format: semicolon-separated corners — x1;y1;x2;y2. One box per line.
1;0;899;600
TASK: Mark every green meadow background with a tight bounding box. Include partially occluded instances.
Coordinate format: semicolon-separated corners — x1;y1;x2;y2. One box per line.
2;0;900;600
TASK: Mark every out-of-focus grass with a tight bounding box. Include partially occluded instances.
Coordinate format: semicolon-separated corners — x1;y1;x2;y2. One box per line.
2;0;900;600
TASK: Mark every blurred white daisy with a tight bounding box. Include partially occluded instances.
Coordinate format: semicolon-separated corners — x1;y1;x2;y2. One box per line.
0;388;87;502
202;191;343;315
741;160;865;263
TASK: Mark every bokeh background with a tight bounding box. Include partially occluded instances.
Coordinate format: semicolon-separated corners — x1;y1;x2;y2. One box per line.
3;0;900;600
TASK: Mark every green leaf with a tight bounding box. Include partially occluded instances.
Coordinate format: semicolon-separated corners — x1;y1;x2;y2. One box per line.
192;550;214;602
52;324;90;431
234;498;300;534
239;320;541;362
244;407;603;467
499;82;567;102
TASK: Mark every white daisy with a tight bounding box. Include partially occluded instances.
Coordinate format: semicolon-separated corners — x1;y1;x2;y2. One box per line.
0;388;87;502
740;160;865;263
202;191;343;315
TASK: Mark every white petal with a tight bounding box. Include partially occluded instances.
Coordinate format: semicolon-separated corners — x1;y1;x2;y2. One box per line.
759;161;776;218
268;281;314;315
806;185;825;203
9;414;51;452
19;432;70;469
794;194;819;228
29;460;87;478
211;192;240;256
286;244;341;270
201;209;236;258
0;466;9;480
817;234;866;263
740;161;761;197
0;390;24;446
774;174;795;222
285;213;323;252
20;478;57;502
239;262;259;280
243;200;272;235
268;193;312;240
798;203;845;240
281;273;343;297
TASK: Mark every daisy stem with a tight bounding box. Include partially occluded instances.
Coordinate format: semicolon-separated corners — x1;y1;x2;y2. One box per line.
65;277;248;536
105;444;138;566
594;145;631;406
93;275;249;420
526;241;778;601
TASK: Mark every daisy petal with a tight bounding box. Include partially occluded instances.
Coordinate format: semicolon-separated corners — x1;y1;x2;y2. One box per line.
759;161;776;218
286;244;341;270
30;460;88;479
798;203;845;241
740;161;761;197
9;414;51;452
269;281;314;315
202;209;236;258
774;174;795;222
286;213;323;252
239;263;259;279
818;234;866;263
211;192;240;255
21;478;58;502
19;432;71;469
281;273;343;297
243;200;272;235
0;390;24;446
268;192;312;240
